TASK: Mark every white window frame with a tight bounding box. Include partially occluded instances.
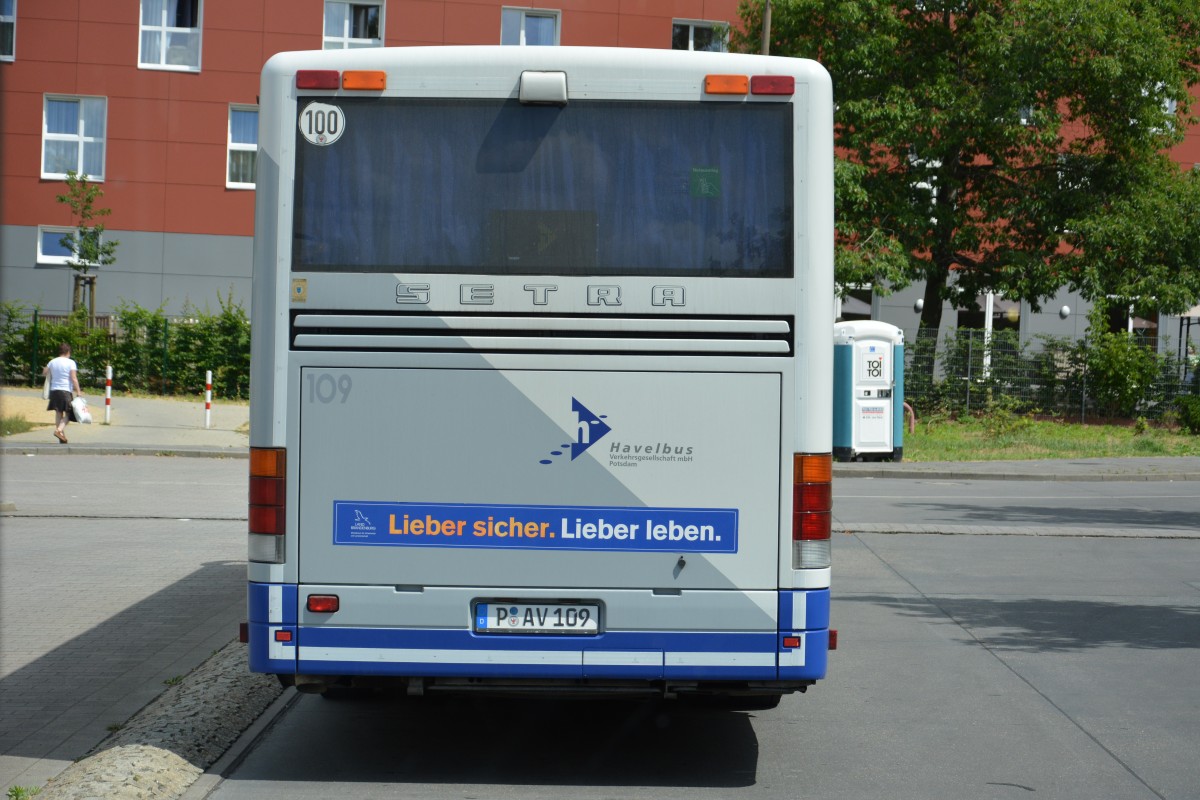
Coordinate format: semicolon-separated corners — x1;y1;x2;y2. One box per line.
323;1;384;49
138;0;203;72
671;19;727;52
227;104;258;190
500;7;560;46
41;95;107;182
37;226;81;266
1;0;16;62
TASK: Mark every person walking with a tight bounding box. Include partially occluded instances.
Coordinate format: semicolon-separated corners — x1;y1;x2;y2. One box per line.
44;343;82;443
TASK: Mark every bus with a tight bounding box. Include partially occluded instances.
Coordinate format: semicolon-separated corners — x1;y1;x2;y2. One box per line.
246;45;835;707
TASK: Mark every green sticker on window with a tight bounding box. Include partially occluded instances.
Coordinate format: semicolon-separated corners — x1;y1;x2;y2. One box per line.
690;168;721;198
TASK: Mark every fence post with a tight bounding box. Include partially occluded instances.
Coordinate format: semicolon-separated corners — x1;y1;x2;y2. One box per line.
205;369;212;429
105;364;113;424
30;309;39;387
1081;363;1087;424
966;333;973;413
161;318;169;395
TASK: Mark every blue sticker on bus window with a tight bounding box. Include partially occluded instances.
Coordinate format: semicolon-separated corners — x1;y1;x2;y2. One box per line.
333;501;738;553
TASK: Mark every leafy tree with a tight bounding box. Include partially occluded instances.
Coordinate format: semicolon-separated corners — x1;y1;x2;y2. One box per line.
55;170;119;312
734;0;1200;330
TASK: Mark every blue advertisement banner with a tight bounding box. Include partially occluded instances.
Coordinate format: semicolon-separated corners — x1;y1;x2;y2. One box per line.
333;501;738;553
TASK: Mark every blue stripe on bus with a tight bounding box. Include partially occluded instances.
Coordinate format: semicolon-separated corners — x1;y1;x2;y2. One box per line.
780;629;828;680
298;626;777;652
248;586;830;680
248;582;298;625
287;627;827;681
777;588;830;631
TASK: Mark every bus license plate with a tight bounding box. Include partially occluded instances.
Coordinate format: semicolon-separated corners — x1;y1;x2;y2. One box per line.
475;603;600;635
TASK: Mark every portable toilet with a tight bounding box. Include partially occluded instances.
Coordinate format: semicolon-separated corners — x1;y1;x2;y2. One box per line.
833;320;905;462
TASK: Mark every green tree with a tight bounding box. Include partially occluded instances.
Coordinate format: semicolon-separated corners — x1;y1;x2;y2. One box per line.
55;170;119;313
734;0;1200;330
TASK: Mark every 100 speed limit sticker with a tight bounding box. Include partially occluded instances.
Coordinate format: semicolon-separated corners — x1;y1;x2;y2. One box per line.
299;102;345;146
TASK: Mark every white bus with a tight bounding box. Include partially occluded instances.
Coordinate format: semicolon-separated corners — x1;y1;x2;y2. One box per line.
247;45;835;707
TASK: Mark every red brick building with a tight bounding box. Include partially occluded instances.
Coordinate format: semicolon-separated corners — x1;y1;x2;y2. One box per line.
0;0;741;314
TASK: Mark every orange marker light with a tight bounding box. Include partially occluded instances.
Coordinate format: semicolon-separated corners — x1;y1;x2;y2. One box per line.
705;74;749;95
343;70;386;90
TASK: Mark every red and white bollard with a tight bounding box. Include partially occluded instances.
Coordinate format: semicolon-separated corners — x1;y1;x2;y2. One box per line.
105;365;112;424
205;370;213;429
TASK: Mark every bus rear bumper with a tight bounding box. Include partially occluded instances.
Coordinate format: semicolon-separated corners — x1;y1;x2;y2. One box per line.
248;582;829;688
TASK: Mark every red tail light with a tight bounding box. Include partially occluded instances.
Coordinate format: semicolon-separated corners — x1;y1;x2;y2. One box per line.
792;453;832;569
249;447;286;536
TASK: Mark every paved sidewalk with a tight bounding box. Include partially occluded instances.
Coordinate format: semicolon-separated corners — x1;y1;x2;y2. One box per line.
6;386;1200;482
6;386;1200;481
1;387;249;457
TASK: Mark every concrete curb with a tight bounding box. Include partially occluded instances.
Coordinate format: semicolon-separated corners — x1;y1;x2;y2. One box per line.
177;690;300;800
33;641;282;800
0;445;248;459
840;523;1200;539
5;446;1199;481
832;466;1200;482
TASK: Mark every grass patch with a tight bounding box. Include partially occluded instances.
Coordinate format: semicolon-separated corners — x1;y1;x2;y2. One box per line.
1;414;42;437
906;416;1200;462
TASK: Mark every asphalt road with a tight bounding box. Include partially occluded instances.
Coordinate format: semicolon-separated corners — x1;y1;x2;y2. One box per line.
2;456;1198;799
197;478;1200;800
834;477;1200;536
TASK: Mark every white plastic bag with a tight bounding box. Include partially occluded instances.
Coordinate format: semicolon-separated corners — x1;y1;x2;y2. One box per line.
42;375;50;400
71;395;93;424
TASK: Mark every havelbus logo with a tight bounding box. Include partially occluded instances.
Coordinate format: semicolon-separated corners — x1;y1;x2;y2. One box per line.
538;398;611;465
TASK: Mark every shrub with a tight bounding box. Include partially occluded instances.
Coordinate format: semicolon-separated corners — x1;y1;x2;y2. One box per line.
0;301;32;383
1178;396;1200;435
1084;332;1160;418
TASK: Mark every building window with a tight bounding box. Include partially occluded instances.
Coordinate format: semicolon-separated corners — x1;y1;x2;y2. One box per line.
139;0;202;71
1;0;15;61
227;106;258;189
838;286;874;322
501;8;559;46
324;1;382;49
671;20;726;52
42;96;107;181
37;226;79;265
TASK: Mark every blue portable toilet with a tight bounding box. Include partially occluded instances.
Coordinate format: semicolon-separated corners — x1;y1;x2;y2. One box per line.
833;320;905;462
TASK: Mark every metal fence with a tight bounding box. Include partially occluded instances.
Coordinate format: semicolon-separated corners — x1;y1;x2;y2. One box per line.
905;328;1197;422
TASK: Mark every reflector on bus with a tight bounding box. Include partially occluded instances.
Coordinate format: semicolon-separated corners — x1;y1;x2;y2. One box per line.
296;70;339;90
307;594;341;613
751;75;795;95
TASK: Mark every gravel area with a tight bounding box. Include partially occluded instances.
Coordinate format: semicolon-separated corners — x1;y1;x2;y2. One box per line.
35;641;282;800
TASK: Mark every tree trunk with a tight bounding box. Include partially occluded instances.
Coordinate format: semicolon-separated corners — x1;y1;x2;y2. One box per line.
919;265;949;332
